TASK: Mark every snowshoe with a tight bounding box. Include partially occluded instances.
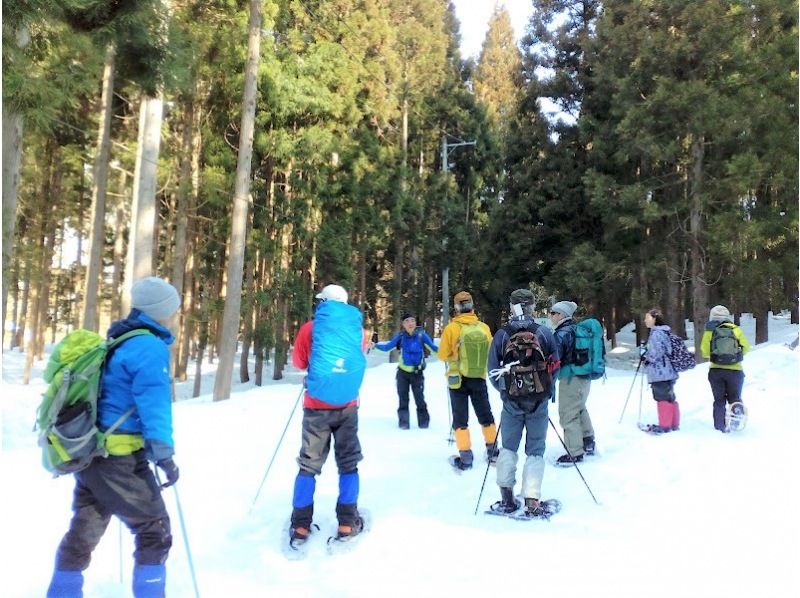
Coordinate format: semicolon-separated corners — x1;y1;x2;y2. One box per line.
726;402;747;432
283;523;319;560
327;511;370;554
638;423;670;435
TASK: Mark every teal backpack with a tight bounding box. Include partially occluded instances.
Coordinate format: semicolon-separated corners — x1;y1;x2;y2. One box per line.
570;318;606;380
36;328;150;476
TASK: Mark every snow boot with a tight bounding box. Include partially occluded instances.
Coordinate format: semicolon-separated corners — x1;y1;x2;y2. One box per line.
491;486;520;514
451;449;473;471
583;436;596;455
47;569;84;598
335;503;364;541
524;497;544;517
556;453;583;465
132;564;166;598
486;443;500;464
418;409;430;429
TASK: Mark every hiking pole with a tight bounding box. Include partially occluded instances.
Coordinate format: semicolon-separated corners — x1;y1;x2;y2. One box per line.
548;417;599;505
250;385;304;510
154;473;200;598
637;361;646;427
474;418;502;515
447;386;455;445
172;484;200;598
618;357;644;423
118;520;123;583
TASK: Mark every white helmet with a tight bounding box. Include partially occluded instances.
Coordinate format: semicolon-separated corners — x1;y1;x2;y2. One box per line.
315;284;348;303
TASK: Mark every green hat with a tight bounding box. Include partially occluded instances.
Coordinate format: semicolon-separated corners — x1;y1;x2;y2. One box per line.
510;288;534;305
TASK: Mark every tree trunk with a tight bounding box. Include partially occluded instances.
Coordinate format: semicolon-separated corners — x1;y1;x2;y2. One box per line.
2;107;24;336
239;243;256;383
123;93;164;312
1;25;29;335
82;46;116;330
665;242;685;337
689;137;709;361
212;0;262;400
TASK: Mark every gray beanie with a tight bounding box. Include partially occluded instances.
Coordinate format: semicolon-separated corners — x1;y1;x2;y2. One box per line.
131;277;180;321
551;300;577;318
709;304;733;322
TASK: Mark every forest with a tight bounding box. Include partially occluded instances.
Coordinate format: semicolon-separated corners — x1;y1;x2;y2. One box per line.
3;0;797;399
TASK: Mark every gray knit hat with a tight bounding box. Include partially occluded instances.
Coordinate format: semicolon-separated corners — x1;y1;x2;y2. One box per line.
551;300;577;318
709;305;733;322
131;277;180;321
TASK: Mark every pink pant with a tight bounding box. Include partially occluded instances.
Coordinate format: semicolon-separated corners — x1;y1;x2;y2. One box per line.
657;401;680;430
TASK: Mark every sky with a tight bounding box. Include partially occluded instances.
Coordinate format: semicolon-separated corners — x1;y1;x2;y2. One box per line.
451;0;534;60
2;312;799;597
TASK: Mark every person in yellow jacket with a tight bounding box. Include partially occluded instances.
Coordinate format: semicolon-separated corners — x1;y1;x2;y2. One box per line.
700;305;751;432
438;291;497;470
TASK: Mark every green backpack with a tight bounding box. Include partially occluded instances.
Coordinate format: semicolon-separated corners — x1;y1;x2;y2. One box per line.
36;328;150;476
710;323;743;365
458;322;490;378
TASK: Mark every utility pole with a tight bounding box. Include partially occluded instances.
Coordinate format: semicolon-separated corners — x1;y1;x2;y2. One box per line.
441;135;475;330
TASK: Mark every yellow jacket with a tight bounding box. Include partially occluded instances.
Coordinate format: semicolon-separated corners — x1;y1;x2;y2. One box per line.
700;321;750;370
437;313;493;379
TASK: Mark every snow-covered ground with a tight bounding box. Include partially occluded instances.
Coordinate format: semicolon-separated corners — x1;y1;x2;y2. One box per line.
2;313;799;598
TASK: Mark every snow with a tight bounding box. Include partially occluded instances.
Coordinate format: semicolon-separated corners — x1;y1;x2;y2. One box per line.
2;314;799;598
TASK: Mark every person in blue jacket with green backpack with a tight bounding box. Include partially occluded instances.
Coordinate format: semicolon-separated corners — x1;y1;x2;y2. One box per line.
372;313;438;429
47;276;181;598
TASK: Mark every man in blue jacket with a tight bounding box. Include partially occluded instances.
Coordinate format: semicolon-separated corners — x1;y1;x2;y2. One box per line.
373;313;438;429
47;277;181;598
487;289;559;517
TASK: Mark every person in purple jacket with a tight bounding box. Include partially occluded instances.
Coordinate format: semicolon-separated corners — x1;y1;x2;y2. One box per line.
640;308;680;434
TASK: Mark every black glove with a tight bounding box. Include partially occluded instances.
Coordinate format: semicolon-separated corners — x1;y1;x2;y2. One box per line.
156;458;180;488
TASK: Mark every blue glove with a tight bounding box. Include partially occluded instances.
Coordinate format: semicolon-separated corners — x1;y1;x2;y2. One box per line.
156;458;180;488
638;343;647;359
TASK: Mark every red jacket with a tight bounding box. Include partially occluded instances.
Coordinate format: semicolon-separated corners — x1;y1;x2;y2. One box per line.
292;320;368;409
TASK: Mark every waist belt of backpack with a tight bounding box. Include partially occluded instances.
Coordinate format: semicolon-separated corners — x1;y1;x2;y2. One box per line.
101;407;140;456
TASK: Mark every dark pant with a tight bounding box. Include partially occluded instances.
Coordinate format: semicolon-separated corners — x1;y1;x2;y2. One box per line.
293;406;362;529
708;368;745;430
54;450;171;571
297;405;362;476
450;377;494;429
396;369;428;427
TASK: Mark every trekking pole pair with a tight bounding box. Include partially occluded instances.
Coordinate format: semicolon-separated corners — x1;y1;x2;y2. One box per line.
473;419;503;515
548;418;599;505
154;473;201;598
618;354;645;424
250;384;305;509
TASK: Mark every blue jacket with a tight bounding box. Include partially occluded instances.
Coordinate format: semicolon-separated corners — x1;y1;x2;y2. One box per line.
488;316;559;396
100;310;175;461
644;325;678;383
375;328;438;373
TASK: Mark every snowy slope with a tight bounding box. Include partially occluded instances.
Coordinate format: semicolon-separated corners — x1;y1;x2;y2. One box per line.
2;314;799;598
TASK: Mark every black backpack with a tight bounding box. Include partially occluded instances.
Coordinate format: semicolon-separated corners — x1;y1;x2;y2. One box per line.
501;324;552;401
